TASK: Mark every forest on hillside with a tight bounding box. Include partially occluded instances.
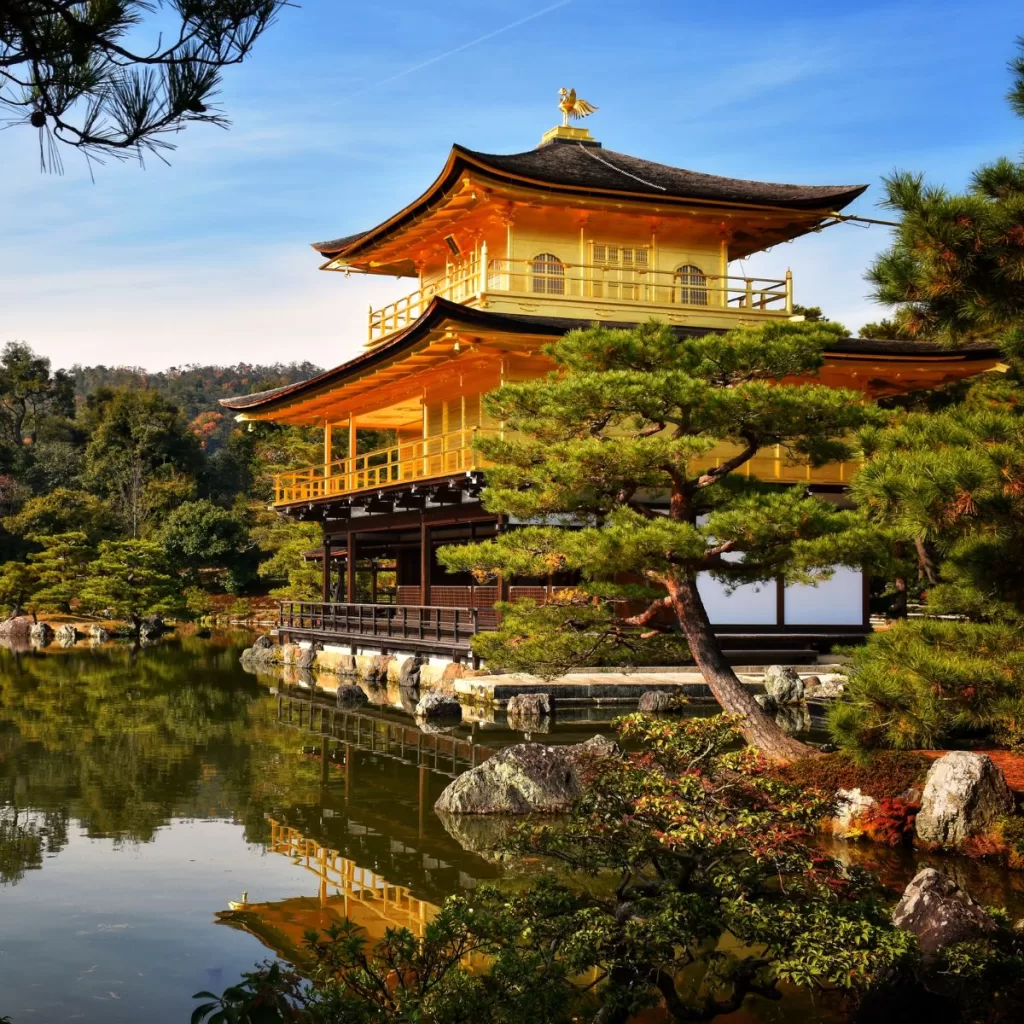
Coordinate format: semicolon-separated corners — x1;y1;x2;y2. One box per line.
0;342;332;625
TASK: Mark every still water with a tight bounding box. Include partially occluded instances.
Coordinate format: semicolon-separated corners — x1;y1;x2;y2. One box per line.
1;635;1022;1023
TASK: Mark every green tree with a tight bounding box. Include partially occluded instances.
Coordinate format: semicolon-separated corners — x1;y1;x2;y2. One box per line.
159;498;250;586
3;487;116;543
439;320;877;762
83;389;202;536
0;342;74;448
858;319;913;340
0;1;287;170
27;530;94;612
78;539;179;628
0;560;37;617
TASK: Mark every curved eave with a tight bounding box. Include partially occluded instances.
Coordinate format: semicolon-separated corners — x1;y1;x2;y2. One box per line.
219;300;1002;418
311;144;868;263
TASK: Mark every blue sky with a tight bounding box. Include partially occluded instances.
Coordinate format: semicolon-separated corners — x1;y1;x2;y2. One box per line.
2;0;1022;372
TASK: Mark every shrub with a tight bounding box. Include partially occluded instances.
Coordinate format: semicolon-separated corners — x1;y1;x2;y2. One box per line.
778;751;931;799
859;798;919;847
827;620;1024;751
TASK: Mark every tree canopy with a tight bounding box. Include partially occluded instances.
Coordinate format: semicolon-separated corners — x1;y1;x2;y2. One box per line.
1;0;287;170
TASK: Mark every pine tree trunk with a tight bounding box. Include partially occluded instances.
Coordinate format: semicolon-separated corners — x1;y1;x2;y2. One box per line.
666;574;813;763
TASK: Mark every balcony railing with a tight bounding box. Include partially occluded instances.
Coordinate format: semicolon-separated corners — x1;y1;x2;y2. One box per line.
368;251;793;343
273;426;494;505
273;426;858;507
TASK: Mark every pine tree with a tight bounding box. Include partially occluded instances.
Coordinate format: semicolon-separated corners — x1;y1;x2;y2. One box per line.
77;540;179;629
27;531;94;612
438;321;878;762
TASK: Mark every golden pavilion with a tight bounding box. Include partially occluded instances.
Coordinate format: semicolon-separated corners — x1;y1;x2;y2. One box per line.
221;95;999;664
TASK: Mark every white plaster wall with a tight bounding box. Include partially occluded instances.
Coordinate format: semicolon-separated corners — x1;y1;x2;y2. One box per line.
784;567;864;626
698;574;777;625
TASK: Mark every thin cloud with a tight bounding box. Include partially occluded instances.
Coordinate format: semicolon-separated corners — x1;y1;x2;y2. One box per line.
340;0;573;100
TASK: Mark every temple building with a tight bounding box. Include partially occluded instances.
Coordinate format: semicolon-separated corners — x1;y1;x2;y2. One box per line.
221;97;1000;665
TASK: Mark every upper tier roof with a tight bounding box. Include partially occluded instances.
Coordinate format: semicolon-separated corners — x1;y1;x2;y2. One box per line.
311;140;868;261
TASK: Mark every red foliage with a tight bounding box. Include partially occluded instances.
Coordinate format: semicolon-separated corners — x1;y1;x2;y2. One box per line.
858;798;919;847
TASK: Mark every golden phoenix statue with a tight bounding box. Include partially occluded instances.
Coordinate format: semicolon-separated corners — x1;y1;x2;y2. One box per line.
558;88;597;127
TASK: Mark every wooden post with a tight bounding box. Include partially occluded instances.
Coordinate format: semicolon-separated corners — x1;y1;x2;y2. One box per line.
324;420;332;496
346;529;356;603
348;412;357;493
479;239;488;295
420;519;431;606
322;536;332;604
775;576;785;627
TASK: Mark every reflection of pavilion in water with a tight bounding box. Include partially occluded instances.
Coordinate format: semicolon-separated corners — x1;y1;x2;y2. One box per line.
217;818;442;964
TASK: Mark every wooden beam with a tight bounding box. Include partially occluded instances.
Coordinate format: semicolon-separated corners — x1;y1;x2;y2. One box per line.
346;529;356;603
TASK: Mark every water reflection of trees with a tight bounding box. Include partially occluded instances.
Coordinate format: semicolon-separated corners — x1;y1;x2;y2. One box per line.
0;637;324;885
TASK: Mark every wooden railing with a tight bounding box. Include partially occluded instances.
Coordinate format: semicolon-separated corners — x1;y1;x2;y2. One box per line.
368;256;793;342
279;601;484;651
273;426;495;505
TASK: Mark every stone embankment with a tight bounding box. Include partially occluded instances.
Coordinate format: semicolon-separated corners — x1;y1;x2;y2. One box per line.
0;615;160;647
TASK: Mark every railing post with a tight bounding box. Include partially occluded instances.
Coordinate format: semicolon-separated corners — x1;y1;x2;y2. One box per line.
478;240;488;296
785;269;793;314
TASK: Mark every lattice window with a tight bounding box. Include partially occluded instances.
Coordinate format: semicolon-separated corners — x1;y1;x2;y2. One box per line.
531;253;565;294
592;244;649;267
676;264;708;306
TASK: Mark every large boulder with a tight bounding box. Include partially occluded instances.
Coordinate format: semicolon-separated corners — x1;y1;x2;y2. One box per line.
252;634;274;650
335;684;369;709
55;624;78;647
775;703;811;735
435;735;619;815
507;693;552;718
764;665;804;705
297;642;321;671
88;624;110;644
892;867;998;953
0;616;32;642
365;654;393;685
416;692;462;721
29;622;54;647
336;654;358;677
915;751;1014;847
637;690;673;712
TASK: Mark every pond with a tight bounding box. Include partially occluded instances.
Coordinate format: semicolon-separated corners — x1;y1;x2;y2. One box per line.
0;635;1021;1023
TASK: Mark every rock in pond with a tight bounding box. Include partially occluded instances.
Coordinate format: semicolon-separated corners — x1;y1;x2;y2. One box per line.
55;624;78;646
892;867;998;953
0;615;31;642
365;654;394;685
335;684;369;709
775;703;811;735
435;734;619;815
754;692;777;713
637;690;674;712
764;665;804;705
297;642;320;671
252;634;274;650
915;751;1014;847
507;693;552;718
88;624;110;643
29;622;54;646
416;692;462;721
399;656;421;688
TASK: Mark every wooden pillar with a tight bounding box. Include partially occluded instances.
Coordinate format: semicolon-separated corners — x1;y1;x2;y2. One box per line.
322;536;332;604
420;519;431;606
775;576;785;627
347;412;357;492
371;560;378;604
346;529;356;603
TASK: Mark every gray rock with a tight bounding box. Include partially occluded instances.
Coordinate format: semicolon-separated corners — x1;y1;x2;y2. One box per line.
336;654;358;676
415;691;462;721
335;684;369;709
399;656;421;688
507;693;552;718
139;622;161;642
55;624;78;646
435;809;524;857
637;690;673;712
802;675;821;694
814;674;846;698
416;717;462;735
88;624;110;643
915;751;1014;847
754;692;777;714
0;616;32;641
435;734;620;816
892;867;998;953
764;665;804;705
435;743;581;814
252;634;274;650
29;622;54;646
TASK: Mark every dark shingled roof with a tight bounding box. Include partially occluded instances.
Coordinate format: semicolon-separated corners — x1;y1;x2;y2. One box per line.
312;141;868;259
219;299;999;414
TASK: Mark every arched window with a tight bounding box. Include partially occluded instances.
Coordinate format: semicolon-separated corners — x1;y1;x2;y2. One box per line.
531;253;565;295
676;264;708;306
